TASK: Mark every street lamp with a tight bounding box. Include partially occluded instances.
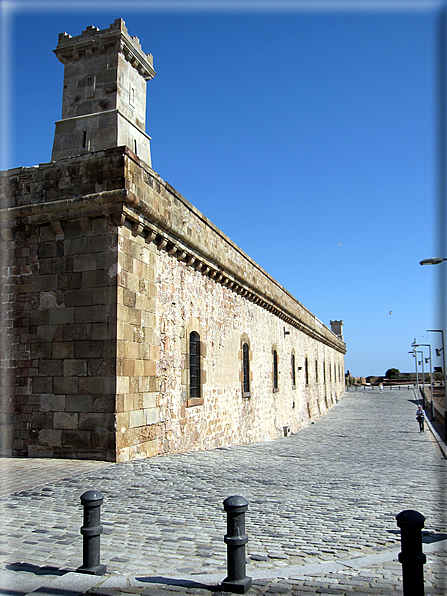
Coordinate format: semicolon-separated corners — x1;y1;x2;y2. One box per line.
427;329;446;441
416;350;425;405
414;343;435;420
409;349;418;392
419;257;447;265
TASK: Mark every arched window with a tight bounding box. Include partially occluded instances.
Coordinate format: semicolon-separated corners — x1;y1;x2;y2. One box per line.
305;357;309;385
189;331;201;398
291;353;296;388
243;343;250;395
273;350;279;391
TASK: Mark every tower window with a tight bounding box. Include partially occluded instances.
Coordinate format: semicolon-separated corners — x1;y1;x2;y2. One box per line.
316;360;319;383
85;76;95;98
291;353;296;388
82;130;87;148
305;357;309;385
189;331;201;398
130;85;135;107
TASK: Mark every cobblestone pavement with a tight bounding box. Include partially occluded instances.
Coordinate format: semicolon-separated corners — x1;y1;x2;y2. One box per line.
1;388;446;595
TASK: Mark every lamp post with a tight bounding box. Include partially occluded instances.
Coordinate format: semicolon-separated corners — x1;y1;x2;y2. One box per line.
415;343;434;420
416;350;425;406
427;329;446;440
409;348;418;393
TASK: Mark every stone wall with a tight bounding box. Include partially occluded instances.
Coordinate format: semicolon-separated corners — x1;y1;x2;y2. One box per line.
0;146;345;461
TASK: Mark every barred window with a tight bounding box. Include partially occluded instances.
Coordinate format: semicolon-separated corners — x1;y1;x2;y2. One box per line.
273;350;279;391
243;343;250;394
189;331;201;398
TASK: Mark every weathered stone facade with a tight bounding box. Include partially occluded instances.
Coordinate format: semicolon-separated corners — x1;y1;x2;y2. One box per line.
0;20;346;462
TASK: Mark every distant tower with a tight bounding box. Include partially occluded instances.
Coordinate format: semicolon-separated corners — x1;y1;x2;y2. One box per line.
51;19;156;166
330;320;344;340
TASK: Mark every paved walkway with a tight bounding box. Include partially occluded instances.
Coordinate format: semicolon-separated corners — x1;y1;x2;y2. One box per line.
0;388;446;595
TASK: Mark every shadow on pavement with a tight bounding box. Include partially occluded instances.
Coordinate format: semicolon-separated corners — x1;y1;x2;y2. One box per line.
135;576;221;591
5;562;69;576
387;530;447;543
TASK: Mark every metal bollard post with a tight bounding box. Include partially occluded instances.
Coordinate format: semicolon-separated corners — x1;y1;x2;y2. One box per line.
222;496;252;593
396;510;426;596
77;490;107;575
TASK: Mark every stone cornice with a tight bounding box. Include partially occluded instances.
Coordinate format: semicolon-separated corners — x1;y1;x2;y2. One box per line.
53;109;152;140
0;147;346;355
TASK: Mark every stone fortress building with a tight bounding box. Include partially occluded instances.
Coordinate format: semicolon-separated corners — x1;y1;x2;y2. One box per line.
0;19;346;462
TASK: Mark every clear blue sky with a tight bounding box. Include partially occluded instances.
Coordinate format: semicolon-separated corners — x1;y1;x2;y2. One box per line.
1;0;445;377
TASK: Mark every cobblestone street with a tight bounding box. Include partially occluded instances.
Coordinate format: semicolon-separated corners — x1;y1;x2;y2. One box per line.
1;388;446;595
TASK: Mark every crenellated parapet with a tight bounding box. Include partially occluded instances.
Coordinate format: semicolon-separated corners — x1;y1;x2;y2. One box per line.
54;19;155;81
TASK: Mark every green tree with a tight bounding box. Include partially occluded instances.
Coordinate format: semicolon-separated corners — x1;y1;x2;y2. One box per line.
385;368;400;379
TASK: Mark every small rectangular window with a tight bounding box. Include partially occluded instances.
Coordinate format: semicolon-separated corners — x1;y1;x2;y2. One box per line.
129;84;135;107
189;331;201;398
273;350;278;391
85;76;95;98
243;343;250;395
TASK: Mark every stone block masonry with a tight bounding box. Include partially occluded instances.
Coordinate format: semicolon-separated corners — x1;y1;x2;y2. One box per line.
0;146;345;461
0;19;345;461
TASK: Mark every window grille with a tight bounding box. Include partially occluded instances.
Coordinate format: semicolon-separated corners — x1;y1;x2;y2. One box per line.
189;331;201;398
243;343;250;394
273;350;278;391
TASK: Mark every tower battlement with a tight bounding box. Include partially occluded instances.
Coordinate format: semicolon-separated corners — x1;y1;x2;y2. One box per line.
54;19;155;80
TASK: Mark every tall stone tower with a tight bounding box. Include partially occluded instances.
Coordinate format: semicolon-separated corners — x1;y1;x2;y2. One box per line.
330;320;344;341
51;19;156;166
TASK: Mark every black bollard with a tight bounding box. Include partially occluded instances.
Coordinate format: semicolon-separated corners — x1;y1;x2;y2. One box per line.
222;496;252;594
77;490;107;575
396;510;426;596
